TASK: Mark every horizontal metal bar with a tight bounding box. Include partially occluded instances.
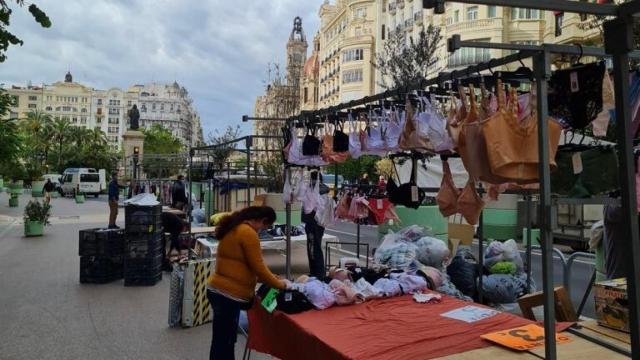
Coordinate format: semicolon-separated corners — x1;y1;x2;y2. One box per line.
243;116;288;122
442;0;618;16
567;327;631;357
291;51;532;122
454;38;640;59
552;197;621;206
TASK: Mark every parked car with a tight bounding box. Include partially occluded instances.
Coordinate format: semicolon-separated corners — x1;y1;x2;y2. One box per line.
60;168;103;197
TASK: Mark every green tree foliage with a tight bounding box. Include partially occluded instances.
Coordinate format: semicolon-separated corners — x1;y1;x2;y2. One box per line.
334;155;378;184
375;25;443;90
142;124;185;178
0;0;51;62
0;89;24;180
207;125;242;169
19;110;51;180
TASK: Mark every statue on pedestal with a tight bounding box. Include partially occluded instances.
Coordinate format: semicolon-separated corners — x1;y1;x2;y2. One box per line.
128;104;140;130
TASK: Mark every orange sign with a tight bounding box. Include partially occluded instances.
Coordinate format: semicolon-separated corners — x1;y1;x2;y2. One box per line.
481;324;572;351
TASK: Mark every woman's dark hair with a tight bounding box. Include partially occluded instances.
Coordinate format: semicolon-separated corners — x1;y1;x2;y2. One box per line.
215;206;277;240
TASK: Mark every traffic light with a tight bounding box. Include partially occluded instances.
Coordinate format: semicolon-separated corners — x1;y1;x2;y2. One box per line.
133;146;140;155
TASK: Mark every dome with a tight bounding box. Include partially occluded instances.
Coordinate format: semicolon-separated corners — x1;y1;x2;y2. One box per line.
303;52;319;78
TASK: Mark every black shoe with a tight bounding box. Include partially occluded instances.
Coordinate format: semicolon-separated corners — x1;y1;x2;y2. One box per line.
108;225;120;229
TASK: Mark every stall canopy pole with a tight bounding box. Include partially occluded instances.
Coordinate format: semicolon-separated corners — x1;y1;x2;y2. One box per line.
285;166;292;279
605;17;640;356
246;136;252;208
188;147;194;233
533;49;556;359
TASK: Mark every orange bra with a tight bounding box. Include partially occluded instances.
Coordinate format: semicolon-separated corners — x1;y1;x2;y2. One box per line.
399;99;432;151
446;86;468;151
436;160;485;225
482;82;562;184
321;133;349;163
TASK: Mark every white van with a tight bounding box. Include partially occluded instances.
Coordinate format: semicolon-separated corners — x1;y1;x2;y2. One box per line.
60;168;103;197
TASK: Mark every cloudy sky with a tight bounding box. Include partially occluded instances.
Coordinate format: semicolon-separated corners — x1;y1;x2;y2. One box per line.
2;0;323;138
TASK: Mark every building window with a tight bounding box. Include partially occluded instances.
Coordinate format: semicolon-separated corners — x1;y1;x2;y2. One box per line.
354;7;366;19
467;6;478;21
28;95;37;101
448;43;491;67
382;24;385;40
454;10;459;23
45;106;52;111
446;17;453;25
304;87;309;103
80;116;87;124
141;104;147;112
160;103;164;111
342;69;363;84
96;117;102;124
97;99;103;105
63;106;71;112
342;48;364;63
128;101;132;106
152;103;156;111
488;6;497;18
72;117;78;124
511;8;542;20
81;108;87;113
28;104;37;109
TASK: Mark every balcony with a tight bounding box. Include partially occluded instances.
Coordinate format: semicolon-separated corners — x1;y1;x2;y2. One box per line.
415;11;423;24
397;0;405;9
446;17;502;33
389;2;396;15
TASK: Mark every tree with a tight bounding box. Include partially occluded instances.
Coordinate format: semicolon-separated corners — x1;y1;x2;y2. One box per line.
375;25;443;90
0;0;51;62
142;124;185;178
50;118;70;172
0;89;23;180
335;155;378;184
207;125;242;170
19;110;52;180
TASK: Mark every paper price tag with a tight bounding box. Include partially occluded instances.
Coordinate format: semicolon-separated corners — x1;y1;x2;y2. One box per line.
572;152;583;174
481;324;571;351
377;199;383;209
570;71;580;93
411;186;419;202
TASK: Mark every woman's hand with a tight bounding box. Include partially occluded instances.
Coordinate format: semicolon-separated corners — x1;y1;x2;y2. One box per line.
282;279;293;289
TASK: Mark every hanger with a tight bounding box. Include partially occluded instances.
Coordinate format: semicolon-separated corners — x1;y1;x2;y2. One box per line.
572;43;584;67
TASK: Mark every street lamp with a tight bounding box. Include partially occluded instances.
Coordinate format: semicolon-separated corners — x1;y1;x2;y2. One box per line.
133;146;140;180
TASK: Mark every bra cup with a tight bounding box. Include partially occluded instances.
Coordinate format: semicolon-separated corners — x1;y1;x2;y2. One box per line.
458;179;485;226
436;161;461;217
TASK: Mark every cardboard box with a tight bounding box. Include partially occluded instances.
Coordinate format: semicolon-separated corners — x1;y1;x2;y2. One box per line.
594;278;629;333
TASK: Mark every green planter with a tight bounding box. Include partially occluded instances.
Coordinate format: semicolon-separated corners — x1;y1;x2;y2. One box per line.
31;180;45;198
9;196;19;207
24;220;44;237
75;195;85;204
7;181;23;195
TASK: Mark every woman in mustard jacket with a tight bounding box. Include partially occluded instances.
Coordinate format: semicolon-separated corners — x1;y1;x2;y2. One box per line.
207;206;287;360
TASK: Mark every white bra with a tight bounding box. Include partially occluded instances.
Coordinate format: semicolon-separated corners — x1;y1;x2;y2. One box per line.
348;112;362;159
416;95;453;153
288;127;328;166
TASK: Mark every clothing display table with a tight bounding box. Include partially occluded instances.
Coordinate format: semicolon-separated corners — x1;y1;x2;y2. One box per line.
248;293;531;360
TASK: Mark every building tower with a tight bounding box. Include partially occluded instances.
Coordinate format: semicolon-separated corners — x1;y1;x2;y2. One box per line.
286;16;308;88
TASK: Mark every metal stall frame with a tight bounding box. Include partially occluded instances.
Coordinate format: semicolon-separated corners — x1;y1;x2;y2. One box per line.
448;34;640;358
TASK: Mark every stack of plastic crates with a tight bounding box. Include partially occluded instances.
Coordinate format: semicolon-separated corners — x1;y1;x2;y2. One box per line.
124;204;163;286
79;228;125;284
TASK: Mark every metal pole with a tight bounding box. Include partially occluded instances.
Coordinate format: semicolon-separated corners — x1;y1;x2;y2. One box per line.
285;167;292;279
477;211;484;304
605;17;640;357
188;148;193;233
526;194;533;293
533;49;556;359
254;161;258;201
246;137;251;208
226;161;231;212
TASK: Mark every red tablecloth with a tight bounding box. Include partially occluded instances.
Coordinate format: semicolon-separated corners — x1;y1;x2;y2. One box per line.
248;293;533;360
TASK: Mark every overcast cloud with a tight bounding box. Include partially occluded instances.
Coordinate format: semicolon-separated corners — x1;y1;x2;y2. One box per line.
1;0;322;138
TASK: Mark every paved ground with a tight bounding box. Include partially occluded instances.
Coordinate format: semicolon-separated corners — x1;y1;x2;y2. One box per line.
0;192;599;359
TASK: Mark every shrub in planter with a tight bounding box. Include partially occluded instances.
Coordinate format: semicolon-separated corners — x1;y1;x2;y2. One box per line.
23;200;51;237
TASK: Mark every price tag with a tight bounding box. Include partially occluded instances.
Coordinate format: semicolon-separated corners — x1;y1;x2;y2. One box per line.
570;71;580;93
481;324;571;351
572;152;583;174
411;185;419;202
377;199;383;209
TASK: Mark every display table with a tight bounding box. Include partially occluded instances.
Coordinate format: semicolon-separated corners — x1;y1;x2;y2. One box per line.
248;293;532;360
190;226;216;235
193;234;338;257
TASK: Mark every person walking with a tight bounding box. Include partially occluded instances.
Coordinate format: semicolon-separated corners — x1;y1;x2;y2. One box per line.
43;179;55;205
171;175;188;211
108;173;124;229
206;206;289;360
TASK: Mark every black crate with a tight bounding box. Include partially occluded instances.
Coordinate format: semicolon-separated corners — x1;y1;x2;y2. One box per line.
124;254;163;278
79;228;125;257
125;222;163;234
125;205;162;226
125;232;164;259
126;213;162;228
80;256;123;284
124;272;162;287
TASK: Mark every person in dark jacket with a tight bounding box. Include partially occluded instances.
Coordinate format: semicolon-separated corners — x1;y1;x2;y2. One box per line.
161;212;187;256
171;175;188;211
108;173;125;229
43;179;55;205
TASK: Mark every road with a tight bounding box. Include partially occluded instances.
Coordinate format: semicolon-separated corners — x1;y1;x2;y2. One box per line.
325;221;597;319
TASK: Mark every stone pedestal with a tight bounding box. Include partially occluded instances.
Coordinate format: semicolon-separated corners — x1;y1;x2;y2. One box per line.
122;130;145;179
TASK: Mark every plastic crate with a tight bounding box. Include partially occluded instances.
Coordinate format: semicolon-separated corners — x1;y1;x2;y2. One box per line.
125;254;163;274
126;232;164;259
125;205;161;222
79;228;125;257
126;212;162;228
124;272;162;287
80;256;124;284
125;222;163;234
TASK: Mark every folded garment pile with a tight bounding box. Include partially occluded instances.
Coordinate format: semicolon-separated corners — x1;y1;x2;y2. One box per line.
480;239;534;304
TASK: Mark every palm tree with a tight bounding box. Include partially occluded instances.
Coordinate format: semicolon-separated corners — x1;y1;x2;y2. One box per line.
51;118;71;172
21;110;53;170
87;128;108;148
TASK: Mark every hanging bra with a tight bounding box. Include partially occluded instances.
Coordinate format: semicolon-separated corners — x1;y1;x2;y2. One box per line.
363;110;390;157
399;99;433;152
302;127;321;156
333;120;350;152
446;86;467;150
321;119;349;164
435;160;485;225
592;70;614;137
348;112;362;159
482;82;562;184
416;95;453;153
290;127;328;167
383;107;403;152
458;84;508;184
548;61;606;130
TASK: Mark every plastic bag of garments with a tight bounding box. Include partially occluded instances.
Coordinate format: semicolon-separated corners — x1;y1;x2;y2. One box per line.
414;237;450;269
437;274;473;302
398;225;428;242
191;208;206;225
315;194;336;228
374;242;418;269
481;273;528;304
446;254;478;299
484;239;524;272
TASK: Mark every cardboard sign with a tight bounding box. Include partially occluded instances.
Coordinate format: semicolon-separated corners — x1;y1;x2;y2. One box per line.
261;288;279;313
481;324;571;351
